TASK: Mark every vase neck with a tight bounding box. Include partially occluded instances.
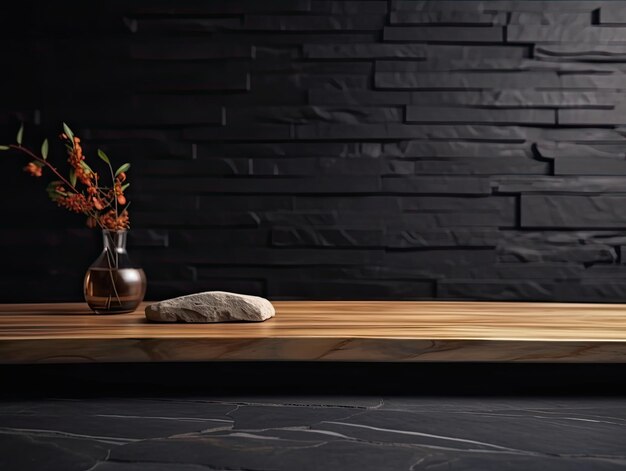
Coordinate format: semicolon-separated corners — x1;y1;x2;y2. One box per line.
102;230;127;253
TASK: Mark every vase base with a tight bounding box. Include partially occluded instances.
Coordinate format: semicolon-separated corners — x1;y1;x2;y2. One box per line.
86;297;142;314
90;308;137;315
84;267;146;315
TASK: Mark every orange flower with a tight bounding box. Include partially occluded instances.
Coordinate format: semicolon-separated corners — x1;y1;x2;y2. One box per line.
92;197;105;211
56;193;93;213
113;180;127;206
24;162;42;177
99;209;130;230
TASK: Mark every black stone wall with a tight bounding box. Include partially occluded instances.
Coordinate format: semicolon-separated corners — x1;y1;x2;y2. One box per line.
2;0;626;302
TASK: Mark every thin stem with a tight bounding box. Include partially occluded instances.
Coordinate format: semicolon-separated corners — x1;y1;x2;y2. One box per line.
104;231;122;307
87;208;107;231
105;161;118;221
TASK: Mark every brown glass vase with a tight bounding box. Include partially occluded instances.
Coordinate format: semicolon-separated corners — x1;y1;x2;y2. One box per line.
83;229;147;314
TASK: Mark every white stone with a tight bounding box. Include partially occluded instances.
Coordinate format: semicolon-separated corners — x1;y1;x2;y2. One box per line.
145;291;275;323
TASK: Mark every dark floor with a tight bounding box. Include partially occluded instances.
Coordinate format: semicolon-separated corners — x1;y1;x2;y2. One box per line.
1;363;625;471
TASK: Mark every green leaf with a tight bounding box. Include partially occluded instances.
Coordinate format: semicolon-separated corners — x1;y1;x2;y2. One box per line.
16;124;24;145
46;180;64;200
0;145;9;150
97;149;110;165
69;169;77;187
47;180;62;190
41;139;49;160
115;163;130;177
121;183;130;192
62;122;74;142
80;160;93;174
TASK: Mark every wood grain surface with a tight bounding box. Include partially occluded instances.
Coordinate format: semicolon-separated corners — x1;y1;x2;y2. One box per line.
1;301;626;363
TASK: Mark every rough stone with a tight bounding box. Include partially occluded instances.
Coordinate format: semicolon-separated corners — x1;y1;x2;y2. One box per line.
145;291;275;323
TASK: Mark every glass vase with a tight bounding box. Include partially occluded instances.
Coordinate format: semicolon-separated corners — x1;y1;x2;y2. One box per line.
83;229;147;314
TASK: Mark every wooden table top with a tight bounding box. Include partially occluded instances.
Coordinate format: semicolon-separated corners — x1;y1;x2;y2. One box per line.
1;301;626;363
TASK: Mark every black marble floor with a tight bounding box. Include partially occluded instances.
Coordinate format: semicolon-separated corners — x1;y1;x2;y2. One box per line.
2;395;626;470
1;363;625;470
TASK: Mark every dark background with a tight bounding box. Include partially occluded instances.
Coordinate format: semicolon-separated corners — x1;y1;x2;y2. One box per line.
2;0;626;303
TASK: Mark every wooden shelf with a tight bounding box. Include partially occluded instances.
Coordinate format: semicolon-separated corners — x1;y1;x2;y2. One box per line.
1;301;626;363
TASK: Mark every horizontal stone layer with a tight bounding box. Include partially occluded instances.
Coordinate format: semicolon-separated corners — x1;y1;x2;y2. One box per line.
384;26;504;42
406;107;555;125
507;25;626;43
521;195;626;228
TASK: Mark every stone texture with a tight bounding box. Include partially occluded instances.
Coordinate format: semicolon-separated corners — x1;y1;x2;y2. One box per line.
521;195;626;228
130;41;254;60
131;1;312;14
389;11;504;24
271;227;384;247
3;383;626;471
313;1;389;14
509;12;592;24
385;229;499;248
535;44;626;61
438;279;555;301
376;71;559;89
406;106;555;124
554;157;626;176
228;106;402;125
534;142;626;160
374;59;594;73
495;176;626;194
382;176;491;194
268;279;435;298
3;0;626;303
560;74;626;89
145;291;275;323
559;107;626;125
425;44;528;60
599;4;626;24
413;158;548;175
507;25;626;43
133;211;261;228
383;26;503;42
303;43;426;59
244;14;385;30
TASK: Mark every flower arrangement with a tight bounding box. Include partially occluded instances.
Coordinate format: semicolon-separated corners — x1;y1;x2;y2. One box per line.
1;123;145;313
0;123;131;230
